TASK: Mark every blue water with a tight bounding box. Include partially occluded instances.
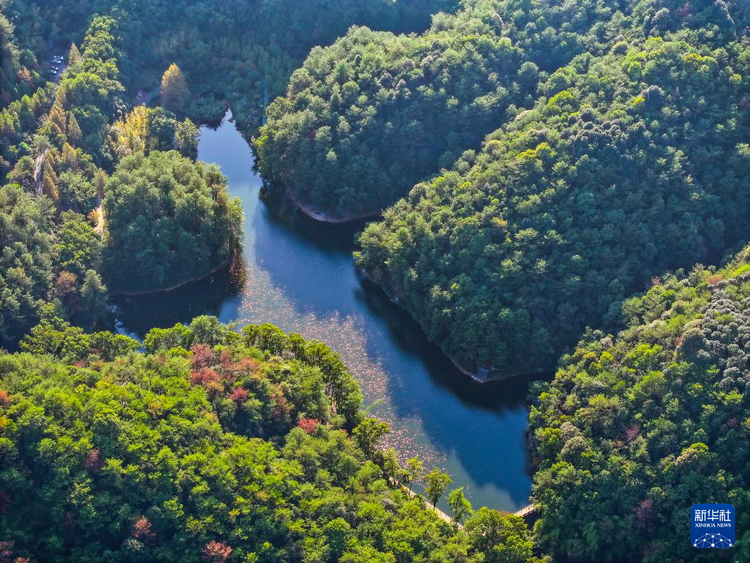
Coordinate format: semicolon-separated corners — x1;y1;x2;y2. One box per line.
114;114;535;512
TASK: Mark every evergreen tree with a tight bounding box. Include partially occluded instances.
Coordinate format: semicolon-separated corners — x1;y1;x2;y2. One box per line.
67;113;82;144
41;168;59;204
80;269;108;327
160;63;190;115
68;42;82;66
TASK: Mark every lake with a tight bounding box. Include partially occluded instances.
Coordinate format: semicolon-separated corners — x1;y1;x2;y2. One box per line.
114;113;535;512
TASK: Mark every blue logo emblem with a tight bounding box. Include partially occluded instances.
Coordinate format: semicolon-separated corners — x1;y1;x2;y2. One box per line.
691;504;735;548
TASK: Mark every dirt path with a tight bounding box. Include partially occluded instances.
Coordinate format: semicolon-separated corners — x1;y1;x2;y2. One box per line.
33;149;48;195
93;203;104;234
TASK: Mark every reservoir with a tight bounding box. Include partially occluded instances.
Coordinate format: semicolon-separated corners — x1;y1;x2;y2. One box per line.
114;114;534;512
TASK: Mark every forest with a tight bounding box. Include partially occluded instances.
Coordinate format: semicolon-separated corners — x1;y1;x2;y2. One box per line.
4;0;458;135
256;0;750;559
255;0;626;218
2;0;750;560
0;318;537;561
530;243;750;561
0;0;458;348
0;14;243;346
258;0;750;376
356;34;749;376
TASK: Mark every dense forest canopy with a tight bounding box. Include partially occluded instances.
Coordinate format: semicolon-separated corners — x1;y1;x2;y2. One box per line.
334;0;750;376
356;34;750;376
0;13;235;348
103;151;243;292
0;0;462;349
0;318;538;561
3;0;750;560
4;0;459;134
0;186;55;344
256;0;633;218
530;243;750;561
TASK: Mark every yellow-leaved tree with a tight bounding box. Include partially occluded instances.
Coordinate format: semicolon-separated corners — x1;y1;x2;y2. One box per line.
160;63;190;115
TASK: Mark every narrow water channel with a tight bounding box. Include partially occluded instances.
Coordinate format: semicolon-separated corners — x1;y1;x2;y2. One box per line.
114;114;535;512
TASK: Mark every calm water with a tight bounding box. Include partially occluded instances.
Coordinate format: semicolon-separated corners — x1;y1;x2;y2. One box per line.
114;114;535;512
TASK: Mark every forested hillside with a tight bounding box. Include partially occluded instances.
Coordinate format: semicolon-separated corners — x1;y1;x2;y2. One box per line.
356;33;750;376
529;243;750;561
0;0;460;349
0;318;537;561
0;15;242;347
256;0;627;218
350;0;750;376
3;0;750;559
5;0;458;135
103;151;243;292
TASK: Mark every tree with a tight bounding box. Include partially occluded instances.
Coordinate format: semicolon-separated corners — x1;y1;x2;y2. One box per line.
404;456;423;492
189;315;227;346
424;468;451;508
352;417;389;458
80;269;108;327
42;159;59;204
464;509;535;563
324;518;351;560
67;114;82;145
54;212;102;276
54;270;79;313
58;171;96;213
7;155;36;191
381;448;403;482
68;43;82;66
48;102;67;133
448;487;473;525
161;63;190;115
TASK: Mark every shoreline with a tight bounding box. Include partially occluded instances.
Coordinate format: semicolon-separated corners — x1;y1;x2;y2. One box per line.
208;111;374;225
219;106;377;225
356;268;549;384
284;184;382;224
357;267;512;384
111;260;231;297
219;114;517;382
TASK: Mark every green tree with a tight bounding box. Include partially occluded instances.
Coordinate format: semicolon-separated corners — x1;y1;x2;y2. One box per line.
54;212;102;277
80;269;108;327
352;417;389;458
67;114;83;145
448;487;473;525
7;156;36;191
381;447;403;482
424;468;451;508
404;456;424;492
465;509;535;563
